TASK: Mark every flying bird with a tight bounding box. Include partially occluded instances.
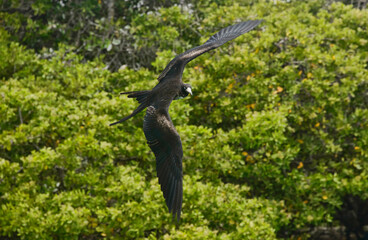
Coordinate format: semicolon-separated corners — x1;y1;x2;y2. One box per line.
111;20;263;221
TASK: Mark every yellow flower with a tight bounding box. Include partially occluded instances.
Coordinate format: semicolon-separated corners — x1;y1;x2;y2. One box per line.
297;162;303;169
322;195;328;200
226;82;234;93
242;151;248;156
246;103;255;110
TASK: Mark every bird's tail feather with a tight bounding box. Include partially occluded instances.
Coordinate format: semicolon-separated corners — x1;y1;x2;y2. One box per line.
110;90;151;126
121;90;151;104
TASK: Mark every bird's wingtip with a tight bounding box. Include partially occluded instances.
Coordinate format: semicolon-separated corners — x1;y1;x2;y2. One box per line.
251;19;264;25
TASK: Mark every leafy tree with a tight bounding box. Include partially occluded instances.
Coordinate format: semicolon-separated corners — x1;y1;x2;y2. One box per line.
1;0;368;239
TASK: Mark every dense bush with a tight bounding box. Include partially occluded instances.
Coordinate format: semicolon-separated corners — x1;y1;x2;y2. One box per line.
1;0;368;239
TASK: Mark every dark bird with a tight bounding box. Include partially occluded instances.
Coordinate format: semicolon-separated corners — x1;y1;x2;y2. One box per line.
110;20;263;221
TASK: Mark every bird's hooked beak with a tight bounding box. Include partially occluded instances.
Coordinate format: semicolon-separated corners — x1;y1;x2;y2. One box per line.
186;87;193;96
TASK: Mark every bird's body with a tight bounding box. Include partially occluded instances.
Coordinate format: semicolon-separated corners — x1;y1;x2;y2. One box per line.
111;20;263;221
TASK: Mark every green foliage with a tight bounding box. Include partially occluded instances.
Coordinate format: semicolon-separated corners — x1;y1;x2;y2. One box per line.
1;0;368;239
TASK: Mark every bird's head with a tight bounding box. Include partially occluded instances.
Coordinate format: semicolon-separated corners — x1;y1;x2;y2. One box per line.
182;84;192;97
174;84;192;100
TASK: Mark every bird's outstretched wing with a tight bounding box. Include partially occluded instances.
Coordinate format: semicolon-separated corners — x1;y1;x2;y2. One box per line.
143;106;183;221
157;19;263;82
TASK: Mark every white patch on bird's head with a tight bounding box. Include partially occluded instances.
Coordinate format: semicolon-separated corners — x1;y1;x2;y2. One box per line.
174;84;192;100
185;86;192;95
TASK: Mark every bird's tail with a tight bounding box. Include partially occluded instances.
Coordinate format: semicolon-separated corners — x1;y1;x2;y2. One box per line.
110;90;152;126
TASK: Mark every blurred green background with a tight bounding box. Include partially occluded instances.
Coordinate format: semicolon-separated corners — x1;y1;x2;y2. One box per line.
1;0;368;239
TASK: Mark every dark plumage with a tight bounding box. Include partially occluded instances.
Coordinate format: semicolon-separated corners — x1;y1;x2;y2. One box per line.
111;20;263;221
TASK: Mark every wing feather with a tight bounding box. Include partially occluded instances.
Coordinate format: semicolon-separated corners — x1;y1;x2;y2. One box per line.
157;19;263;82
143;106;183;221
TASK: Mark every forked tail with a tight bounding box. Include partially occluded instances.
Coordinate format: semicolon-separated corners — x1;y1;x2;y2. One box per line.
110;90;151;126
